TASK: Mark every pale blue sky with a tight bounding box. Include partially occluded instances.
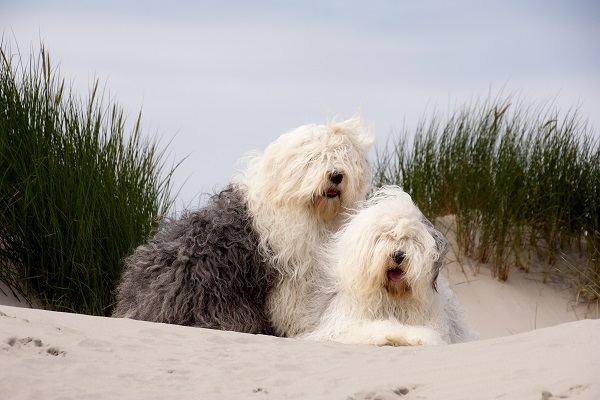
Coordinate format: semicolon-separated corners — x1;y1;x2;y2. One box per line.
3;1;599;206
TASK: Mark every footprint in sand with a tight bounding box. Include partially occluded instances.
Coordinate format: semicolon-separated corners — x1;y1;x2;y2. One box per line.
4;336;66;357
347;385;416;399
76;338;114;352
541;384;591;399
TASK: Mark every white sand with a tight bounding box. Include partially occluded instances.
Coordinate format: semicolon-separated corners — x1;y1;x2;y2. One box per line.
1;216;599;399
444;261;592;340
437;215;598;340
1;305;598;399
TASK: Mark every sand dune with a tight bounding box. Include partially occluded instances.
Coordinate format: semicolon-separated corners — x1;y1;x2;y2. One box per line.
1;304;598;400
1;215;598;399
443;257;593;340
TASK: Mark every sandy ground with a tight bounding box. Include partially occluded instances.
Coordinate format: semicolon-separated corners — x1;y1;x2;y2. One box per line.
1;305;598;400
438;215;597;340
1;216;598;399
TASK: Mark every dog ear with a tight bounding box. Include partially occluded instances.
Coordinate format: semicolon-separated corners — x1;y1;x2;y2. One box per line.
421;217;449;293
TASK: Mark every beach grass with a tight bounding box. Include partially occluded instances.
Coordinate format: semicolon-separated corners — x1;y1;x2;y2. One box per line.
0;39;178;315
373;93;599;298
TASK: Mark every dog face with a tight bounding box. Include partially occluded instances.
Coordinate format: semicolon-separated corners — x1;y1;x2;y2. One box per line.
386;249;411;297
335;186;449;304
241;114;374;225
384;217;447;299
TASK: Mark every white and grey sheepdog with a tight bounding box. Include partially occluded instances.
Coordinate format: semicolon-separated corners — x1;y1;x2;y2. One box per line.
298;185;477;345
112;115;374;335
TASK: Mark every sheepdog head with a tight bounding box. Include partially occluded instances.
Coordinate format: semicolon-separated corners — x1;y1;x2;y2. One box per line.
334;185;449;310
238;114;374;230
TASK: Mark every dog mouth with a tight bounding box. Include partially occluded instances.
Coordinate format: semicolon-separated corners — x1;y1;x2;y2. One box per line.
324;188;341;199
387;267;405;282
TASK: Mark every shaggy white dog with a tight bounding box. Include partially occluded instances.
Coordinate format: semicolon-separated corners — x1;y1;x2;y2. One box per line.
299;185;477;346
238;115;374;336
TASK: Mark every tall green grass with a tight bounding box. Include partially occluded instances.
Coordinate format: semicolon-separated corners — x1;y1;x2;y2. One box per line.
0;39;178;315
374;94;599;300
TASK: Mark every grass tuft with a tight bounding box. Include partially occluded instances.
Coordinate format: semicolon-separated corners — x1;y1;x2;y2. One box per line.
0;38;178;315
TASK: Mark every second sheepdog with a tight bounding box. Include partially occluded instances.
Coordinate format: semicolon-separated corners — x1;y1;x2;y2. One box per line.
112;115;374;336
300;186;477;345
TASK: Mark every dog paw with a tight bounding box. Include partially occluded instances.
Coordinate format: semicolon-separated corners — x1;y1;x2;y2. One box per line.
384;326;446;346
408;326;446;346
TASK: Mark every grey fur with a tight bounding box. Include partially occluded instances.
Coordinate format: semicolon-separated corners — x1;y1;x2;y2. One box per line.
112;185;277;334
422;217;476;343
422;217;450;292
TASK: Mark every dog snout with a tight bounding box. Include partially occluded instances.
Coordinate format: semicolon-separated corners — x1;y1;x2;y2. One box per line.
392;251;405;265
329;171;344;185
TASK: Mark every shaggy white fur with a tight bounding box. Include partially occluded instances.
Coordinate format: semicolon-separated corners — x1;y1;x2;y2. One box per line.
235;115;374;336
299;185;477;346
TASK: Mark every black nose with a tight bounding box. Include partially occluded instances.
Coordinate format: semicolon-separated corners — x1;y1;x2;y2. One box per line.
392;251;405;265
329;171;344;185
